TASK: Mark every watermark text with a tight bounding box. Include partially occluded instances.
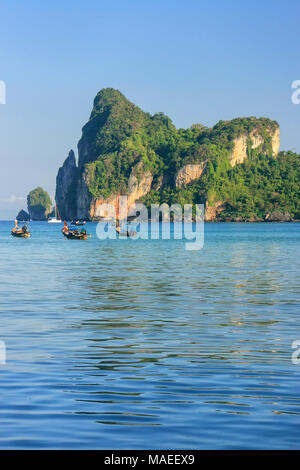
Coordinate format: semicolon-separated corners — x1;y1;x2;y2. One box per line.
291;340;300;365
291;80;300;104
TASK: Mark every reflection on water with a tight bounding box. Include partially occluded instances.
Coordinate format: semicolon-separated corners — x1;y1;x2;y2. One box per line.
0;222;299;449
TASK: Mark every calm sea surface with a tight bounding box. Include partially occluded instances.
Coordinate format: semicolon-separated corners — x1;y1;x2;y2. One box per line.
0;221;299;449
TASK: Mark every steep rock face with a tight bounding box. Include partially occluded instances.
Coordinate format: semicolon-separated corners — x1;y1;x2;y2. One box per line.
28;204;51;221
55;150;77;220
77;168;94;220
127;162;153;209
56;88;153;220
229;126;280;167
88;162;153;220
89;194;119;220
230;134;254;167
271;127;280;156
175;162;207;188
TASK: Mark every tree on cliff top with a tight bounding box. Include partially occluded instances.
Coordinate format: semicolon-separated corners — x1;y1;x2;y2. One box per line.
76;88;279;200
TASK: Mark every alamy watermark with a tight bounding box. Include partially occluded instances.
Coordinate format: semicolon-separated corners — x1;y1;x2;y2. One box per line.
0;80;6;104
291;80;300;104
95;197;204;251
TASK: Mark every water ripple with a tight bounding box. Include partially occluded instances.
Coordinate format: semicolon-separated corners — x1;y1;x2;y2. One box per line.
0;221;299;448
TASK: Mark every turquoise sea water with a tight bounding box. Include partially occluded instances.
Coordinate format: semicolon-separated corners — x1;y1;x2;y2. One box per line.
0;221;299;449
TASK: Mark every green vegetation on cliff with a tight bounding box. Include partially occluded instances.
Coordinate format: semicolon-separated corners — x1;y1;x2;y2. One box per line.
142;151;300;220
204;150;300;220
57;88;300;221
27;187;52;220
80;89;178;199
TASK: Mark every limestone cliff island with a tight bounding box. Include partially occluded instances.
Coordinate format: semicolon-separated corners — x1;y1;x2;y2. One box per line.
55;88;300;222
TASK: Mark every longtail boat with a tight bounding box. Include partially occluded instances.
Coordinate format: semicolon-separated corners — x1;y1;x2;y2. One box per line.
11;226;31;238
62;223;89;240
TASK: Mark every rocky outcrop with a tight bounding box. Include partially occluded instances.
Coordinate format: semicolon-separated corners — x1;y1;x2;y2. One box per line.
205;200;225;221
127;162;153;208
229;126;280;167
16;209;30;221
175;162;207;188
265;211;291;222
27;187;52;221
28;204;51;221
55;150;77;220
76;168;93;220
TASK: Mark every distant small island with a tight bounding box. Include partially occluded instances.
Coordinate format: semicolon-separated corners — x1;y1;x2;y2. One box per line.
17;88;300;222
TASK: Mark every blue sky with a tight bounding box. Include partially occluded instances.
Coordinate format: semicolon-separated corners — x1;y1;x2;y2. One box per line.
0;0;300;219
